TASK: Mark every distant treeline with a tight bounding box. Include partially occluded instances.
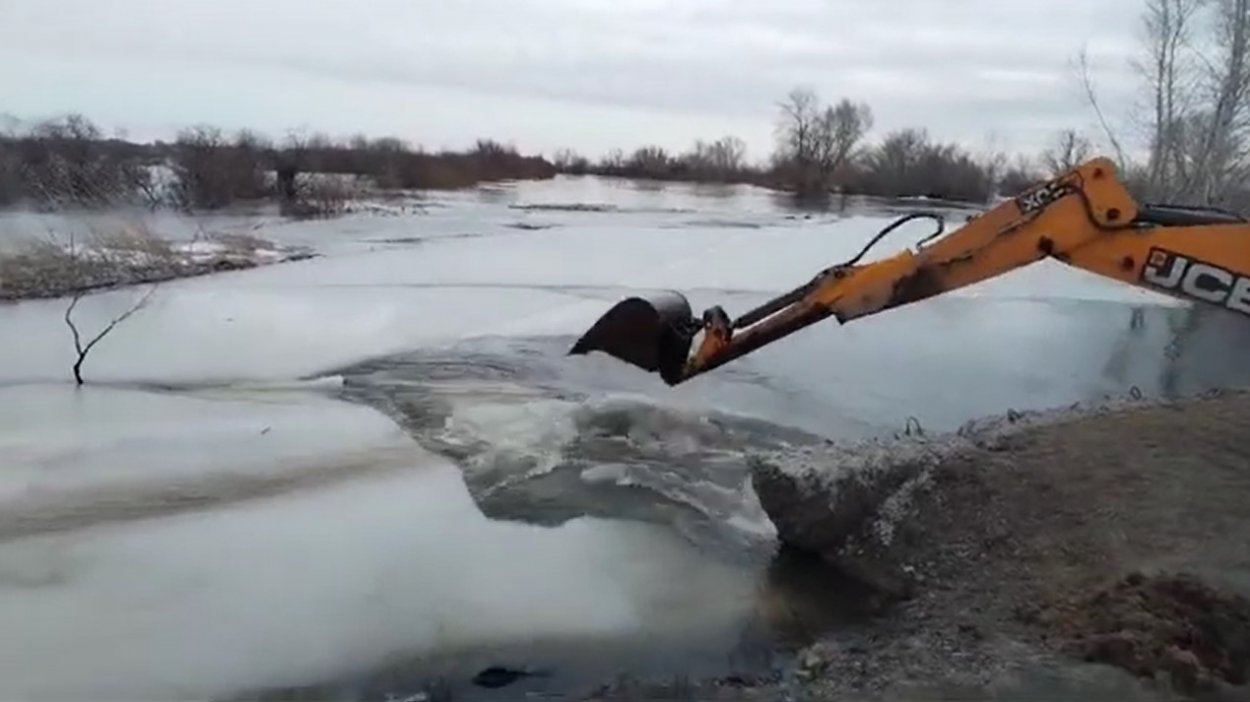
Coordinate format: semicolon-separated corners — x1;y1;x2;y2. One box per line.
553;131;1042;204
0;114;556;214
551;89;1070;205
0;102;1098;216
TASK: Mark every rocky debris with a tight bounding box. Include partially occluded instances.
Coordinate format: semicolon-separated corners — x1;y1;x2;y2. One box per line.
746;427;991;600
471;665;551;689
741;388;1250;699
582;671;783;701
748;436;952;557
744;393;1156;567
794;640;838;682
744;388;1235;586
1039;571;1250;696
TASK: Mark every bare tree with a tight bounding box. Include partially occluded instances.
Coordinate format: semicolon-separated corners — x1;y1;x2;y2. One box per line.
598;148;626;173
775;87;822;166
1134;0;1206;196
862;128;929;194
1190;0;1250;205
171;125;269;210
816;98;874;178
1076;48;1133;172
684;136;748;180
626;145;673;177
858;129;996;202
64;284;156;386
773;87;873;196
1081;0;1250;207
972;132;1011;196
16;114;150;209
711;135;748;173
1041;129;1095;174
552;148;590;173
999;155;1044;195
54;232;159;385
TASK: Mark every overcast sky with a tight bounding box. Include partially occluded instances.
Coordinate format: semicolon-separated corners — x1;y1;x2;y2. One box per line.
1;0;1147;163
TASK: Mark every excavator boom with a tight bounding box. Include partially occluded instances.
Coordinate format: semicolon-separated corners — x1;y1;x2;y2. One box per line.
568;157;1250;385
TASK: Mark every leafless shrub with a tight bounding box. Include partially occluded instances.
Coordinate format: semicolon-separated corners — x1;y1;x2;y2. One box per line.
551;148;591;174
773;87;874;197
2;114;153;209
282;173;358;218
625;145;674;177
997;156;1046;196
0;141;24;206
1041;129;1095;175
170;126;271;210
682;136;748;181
858;129;994;202
64;283;156;386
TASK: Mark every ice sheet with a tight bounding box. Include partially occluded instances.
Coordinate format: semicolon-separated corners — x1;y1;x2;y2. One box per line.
0;384;411;506
0;185;1178;389
0;463;756;701
0;381;757;701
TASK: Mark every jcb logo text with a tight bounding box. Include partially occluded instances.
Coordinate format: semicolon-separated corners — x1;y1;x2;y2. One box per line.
1016;181;1074;216
1141;247;1250;315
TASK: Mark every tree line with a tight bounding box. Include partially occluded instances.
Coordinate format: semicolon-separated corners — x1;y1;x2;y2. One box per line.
0;104;1075;216
545;99;1091;206
0;117;556;214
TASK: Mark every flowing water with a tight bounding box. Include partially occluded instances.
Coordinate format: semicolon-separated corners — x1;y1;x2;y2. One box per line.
3;176;1249;701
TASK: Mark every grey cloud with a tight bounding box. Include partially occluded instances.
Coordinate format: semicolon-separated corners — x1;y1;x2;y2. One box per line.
0;0;1150;156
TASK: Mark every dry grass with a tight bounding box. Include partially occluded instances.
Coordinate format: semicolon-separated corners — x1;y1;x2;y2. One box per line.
0;222;300;301
205;231;273;254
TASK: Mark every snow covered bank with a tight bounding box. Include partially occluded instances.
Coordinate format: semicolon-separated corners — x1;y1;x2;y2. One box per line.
0;223;314;301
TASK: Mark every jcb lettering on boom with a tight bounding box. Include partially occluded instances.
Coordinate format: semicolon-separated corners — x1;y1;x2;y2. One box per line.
1015;180;1076;216
1141;247;1250;315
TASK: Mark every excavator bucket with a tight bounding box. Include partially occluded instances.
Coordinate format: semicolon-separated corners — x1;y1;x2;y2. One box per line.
567;291;697;385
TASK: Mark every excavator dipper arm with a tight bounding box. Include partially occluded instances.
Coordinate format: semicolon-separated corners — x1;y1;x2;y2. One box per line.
568;157;1250;385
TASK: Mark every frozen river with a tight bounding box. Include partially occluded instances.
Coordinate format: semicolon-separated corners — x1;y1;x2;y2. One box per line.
2;175;1248;700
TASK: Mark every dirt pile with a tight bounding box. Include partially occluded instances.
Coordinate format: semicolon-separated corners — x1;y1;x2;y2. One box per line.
1041;571;1250;695
746;388;1250;700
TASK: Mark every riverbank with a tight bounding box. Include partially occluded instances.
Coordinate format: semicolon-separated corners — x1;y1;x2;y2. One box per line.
718;387;1250;701
0;225;316;301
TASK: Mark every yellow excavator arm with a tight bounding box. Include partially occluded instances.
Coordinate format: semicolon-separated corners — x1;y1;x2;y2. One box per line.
568;157;1250;385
